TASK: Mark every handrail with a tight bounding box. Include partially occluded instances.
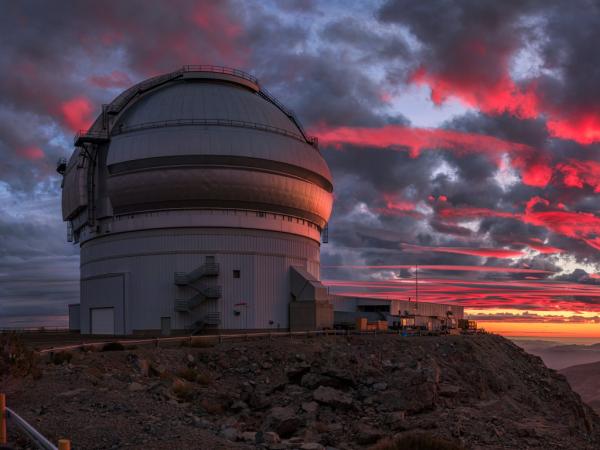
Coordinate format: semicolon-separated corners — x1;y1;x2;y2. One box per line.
36;329;396;355
181;65;258;84
73;129;109;145
5;407;58;450
111;118;318;147
1;393;69;450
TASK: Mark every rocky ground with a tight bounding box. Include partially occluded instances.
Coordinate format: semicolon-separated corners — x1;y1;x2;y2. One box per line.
3;333;600;449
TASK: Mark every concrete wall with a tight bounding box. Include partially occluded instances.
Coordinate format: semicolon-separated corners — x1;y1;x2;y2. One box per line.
80;227;320;334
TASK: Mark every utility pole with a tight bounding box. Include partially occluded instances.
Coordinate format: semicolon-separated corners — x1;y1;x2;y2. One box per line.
415;263;419;312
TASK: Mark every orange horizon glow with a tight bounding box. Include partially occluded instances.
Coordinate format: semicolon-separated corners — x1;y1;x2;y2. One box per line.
478;321;600;338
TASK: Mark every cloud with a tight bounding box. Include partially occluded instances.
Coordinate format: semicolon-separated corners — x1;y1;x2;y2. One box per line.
2;0;600;328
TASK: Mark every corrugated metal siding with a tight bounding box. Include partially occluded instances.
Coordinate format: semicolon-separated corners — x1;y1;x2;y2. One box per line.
332;295;464;320
80;275;125;334
80;229;320;332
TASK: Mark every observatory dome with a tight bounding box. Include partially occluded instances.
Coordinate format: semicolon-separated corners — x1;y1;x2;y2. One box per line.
60;67;334;335
88;68;331;231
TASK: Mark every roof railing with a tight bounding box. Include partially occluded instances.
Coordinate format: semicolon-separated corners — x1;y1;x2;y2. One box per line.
181;65;258;84
106;65;258;116
111;118;319;147
78;65;320;150
73;130;109;147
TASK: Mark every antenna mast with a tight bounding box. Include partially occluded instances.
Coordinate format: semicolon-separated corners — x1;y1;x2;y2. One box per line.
415;263;419;311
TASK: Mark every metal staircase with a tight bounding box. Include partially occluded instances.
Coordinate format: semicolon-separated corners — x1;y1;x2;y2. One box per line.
174;262;219;285
174;261;221;312
175;286;222;312
190;312;221;335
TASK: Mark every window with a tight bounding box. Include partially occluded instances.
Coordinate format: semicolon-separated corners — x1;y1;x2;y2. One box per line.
205;256;215;263
233;270;241;278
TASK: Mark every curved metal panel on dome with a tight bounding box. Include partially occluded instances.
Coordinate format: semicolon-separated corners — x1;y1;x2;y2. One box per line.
106;127;332;187
107;167;333;227
61;152;88;221
114;81;303;136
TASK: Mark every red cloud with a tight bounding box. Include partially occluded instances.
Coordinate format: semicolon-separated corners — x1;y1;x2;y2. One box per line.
556;159;600;192
547;113;600;145
402;243;524;259
383;194;415;211
59;96;94;132
324;276;600;313
411;57;600;145
313;124;555;187
17;146;44;160
438;206;518;220
314;124;534;160
411;66;539;119
438;198;600;252
525;242;563;254
191;3;245;67
323;264;551;274
88;70;132;89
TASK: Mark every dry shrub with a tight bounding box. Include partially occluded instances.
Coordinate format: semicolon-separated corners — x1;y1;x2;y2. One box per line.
51;351;73;365
371;433;465;450
196;371;213;385
172;377;194;400
313;421;329;433
0;332;40;378
101;342;125;352
191;338;217;348
80;345;98;353
177;367;198;382
199;397;224;414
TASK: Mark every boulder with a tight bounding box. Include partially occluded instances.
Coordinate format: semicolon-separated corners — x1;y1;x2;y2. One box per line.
221;427;239;441
354;423;385;445
128;382;145;392
241;431;257;443
313;386;353;408
266;406;303;438
302;401;319;414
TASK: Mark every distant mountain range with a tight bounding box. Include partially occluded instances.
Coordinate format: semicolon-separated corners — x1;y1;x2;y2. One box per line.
512;339;600;415
513;339;600;370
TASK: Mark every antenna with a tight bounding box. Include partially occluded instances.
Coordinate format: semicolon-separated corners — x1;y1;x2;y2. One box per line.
415;263;419;311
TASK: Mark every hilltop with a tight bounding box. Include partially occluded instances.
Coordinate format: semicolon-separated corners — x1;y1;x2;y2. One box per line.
3;333;600;449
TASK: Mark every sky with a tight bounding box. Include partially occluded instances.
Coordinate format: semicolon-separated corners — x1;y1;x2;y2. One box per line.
1;0;600;338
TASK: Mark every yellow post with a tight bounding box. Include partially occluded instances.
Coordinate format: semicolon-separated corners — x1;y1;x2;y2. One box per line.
58;439;71;450
0;393;6;445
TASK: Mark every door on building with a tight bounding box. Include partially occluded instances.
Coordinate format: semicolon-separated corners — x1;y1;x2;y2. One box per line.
161;317;171;336
90;307;115;335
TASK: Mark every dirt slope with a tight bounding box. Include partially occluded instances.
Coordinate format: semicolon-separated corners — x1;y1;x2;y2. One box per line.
3;333;600;449
561;361;600;414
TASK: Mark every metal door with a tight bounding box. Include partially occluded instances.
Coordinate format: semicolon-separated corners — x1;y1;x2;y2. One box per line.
90;307;115;335
161;317;171;336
